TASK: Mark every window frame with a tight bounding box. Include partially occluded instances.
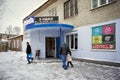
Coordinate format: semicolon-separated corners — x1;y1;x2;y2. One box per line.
65;32;78;50
64;0;78;19
91;0;117;9
49;7;57;16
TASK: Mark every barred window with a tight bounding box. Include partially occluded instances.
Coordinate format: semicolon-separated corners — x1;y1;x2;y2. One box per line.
64;0;78;19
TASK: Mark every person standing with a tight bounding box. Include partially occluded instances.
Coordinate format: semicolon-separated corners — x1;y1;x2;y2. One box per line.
26;42;33;64
60;43;70;70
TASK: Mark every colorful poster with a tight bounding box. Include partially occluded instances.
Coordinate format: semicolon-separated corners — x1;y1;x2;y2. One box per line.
102;24;115;34
92;26;102;36
92;36;102;44
102;35;114;43
92;23;115;50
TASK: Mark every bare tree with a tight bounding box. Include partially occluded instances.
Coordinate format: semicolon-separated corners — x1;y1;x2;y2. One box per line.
13;26;21;35
0;0;5;33
0;0;6;16
6;25;13;38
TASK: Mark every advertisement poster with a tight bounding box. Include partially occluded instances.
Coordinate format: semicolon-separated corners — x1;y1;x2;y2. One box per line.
102;35;114;43
92;26;102;36
92;36;102;44
92;23;115;50
102;24;115;34
92;44;115;49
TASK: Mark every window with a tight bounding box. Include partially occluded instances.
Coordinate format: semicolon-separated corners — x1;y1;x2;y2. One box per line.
17;40;19;48
75;34;78;49
13;40;15;48
49;8;57;16
66;33;78;50
100;0;106;5
91;0;116;9
64;0;78;19
92;0;98;8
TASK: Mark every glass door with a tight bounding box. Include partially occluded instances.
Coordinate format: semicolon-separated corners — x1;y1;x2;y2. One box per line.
46;37;55;58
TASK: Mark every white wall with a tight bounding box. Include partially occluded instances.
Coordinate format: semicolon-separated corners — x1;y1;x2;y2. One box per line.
30;29;60;58
22;39;30;52
72;19;120;62
30;30;41;57
116;19;120;61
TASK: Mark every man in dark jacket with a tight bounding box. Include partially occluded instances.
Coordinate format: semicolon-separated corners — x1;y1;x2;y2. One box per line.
60;43;70;70
26;42;33;64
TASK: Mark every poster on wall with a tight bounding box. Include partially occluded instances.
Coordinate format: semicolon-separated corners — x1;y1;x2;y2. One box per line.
92;23;116;50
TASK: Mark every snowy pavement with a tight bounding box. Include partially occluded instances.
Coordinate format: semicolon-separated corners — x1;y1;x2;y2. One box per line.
0;51;120;80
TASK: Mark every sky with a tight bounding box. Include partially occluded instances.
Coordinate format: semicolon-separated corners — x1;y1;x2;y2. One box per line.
0;0;47;34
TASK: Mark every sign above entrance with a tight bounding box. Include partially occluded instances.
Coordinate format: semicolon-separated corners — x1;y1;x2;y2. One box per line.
34;16;59;24
23;16;34;26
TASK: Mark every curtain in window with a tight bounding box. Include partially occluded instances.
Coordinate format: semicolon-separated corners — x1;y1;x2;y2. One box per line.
92;0;98;8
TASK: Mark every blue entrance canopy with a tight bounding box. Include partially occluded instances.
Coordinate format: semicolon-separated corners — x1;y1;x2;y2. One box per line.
25;23;74;31
25;23;74;59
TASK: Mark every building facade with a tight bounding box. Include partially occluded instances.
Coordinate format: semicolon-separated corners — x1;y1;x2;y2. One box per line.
0;33;16;52
23;0;120;62
8;35;23;51
0;33;16;41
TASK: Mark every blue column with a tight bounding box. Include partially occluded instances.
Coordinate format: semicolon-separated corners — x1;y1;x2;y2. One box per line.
60;27;62;46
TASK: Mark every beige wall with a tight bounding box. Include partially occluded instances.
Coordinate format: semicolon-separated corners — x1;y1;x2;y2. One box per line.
78;0;120;27
31;0;120;28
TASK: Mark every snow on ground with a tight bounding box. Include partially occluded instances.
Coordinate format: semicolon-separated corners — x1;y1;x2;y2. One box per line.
0;51;120;80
